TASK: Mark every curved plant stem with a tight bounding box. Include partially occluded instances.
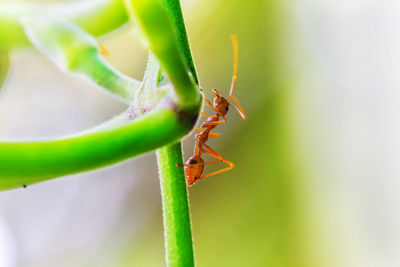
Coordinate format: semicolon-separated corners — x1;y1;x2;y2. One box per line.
156;143;194;267
21;16;140;103
73;0;129;37
0;105;193;190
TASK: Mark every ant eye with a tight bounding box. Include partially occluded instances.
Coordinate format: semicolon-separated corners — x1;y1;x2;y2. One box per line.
225;106;229;111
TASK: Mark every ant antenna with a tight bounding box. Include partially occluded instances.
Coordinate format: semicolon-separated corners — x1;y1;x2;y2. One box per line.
227;35;246;120
228;35;238;99
230;98;246;120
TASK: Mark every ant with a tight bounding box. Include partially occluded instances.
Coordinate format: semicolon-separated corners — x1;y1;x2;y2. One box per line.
179;35;246;186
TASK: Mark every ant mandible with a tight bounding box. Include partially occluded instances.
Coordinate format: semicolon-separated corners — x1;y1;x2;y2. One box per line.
179;35;246;186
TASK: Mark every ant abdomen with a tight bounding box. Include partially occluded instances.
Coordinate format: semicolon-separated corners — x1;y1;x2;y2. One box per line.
185;155;204;185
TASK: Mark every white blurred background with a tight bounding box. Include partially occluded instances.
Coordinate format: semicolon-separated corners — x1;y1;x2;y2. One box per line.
294;1;400;266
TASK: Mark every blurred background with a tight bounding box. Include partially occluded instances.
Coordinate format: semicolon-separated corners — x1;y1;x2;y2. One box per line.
1;0;400;266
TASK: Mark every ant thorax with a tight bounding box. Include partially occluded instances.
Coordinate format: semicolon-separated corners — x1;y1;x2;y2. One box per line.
201;114;220;129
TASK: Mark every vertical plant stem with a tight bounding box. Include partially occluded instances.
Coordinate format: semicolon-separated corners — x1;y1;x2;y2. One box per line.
150;0;198;265
156;143;194;267
126;0;199;265
161;0;198;84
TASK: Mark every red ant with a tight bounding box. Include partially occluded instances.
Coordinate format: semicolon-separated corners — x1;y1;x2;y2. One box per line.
179;35;246;186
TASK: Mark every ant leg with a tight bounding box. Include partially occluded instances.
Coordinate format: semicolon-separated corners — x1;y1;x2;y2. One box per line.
203;96;213;107
177;160;222;167
208;132;220;138
195;127;220;137
204;160;223;165
199;164;234;179
200;112;210;118
200;143;231;163
198;144;235;180
201;95;217;113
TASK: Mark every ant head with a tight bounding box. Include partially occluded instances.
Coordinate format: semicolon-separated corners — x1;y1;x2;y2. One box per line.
212;89;230;116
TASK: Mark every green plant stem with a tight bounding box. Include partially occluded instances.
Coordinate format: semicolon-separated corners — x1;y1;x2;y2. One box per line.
161;0;198;84
76;53;139;102
0;105;193;190
156;143;194;267
21;16;140;103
